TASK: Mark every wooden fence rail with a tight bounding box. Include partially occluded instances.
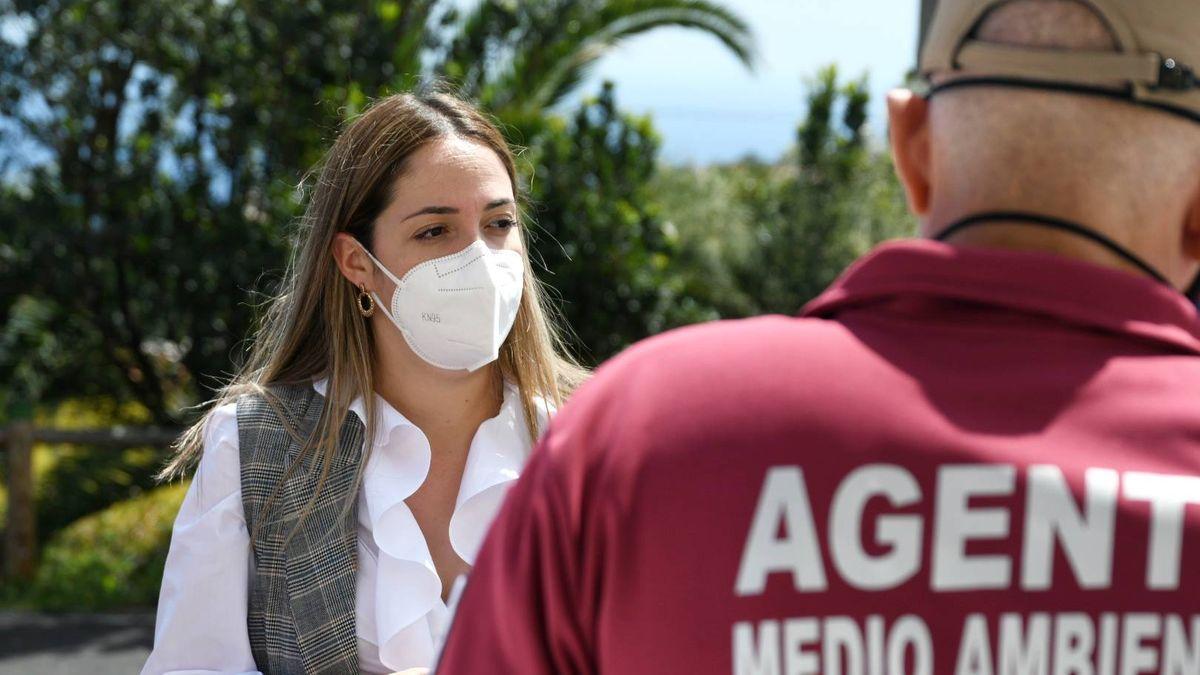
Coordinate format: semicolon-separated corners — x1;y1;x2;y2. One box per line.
1;423;181;582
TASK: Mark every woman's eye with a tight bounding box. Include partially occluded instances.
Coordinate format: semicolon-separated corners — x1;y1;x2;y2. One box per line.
415;225;447;240
489;217;517;231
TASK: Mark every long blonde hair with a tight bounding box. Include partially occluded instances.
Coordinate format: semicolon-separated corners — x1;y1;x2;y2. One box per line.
160;91;588;518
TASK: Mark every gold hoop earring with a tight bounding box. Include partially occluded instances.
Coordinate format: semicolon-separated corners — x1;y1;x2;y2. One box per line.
356;283;376;317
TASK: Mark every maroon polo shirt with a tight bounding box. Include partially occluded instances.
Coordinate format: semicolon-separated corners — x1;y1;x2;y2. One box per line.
437;240;1200;675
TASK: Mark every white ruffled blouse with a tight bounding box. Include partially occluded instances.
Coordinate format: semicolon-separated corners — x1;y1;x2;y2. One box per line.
142;380;548;675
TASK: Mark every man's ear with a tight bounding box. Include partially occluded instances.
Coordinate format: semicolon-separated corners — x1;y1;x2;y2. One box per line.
887;89;933;217
331;232;375;291
1181;180;1200;272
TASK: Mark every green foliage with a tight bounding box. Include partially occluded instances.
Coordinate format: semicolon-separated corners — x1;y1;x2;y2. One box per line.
0;399;161;553
733;66;900;313
658;66;916;318
731;67;913;315
24;482;187;611
650;164;762;318
0;0;755;424
1;0;441;423
527;82;715;360
0;296;65;416
33;444;164;545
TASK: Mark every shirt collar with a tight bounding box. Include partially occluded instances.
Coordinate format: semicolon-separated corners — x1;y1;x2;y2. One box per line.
802;239;1200;356
310;377;536;449
323;376;541;670
311;377;415;448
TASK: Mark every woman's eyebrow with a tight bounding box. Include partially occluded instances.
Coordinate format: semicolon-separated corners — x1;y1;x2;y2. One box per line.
402;205;458;222
402;199;513;222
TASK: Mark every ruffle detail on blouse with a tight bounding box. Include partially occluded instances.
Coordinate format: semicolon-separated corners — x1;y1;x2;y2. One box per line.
313;378;545;672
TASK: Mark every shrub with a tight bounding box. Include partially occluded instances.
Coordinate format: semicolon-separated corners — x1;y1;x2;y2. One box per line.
27;482;188;611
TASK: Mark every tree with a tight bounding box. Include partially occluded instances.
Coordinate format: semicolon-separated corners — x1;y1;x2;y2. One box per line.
658;66;917;319
0;0;755;423
526;82;714;361
1;0;445;423
731;66;914;314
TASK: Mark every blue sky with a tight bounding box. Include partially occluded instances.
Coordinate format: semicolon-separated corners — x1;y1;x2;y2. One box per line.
570;0;921;165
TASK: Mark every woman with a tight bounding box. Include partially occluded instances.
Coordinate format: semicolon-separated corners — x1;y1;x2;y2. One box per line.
141;90;587;675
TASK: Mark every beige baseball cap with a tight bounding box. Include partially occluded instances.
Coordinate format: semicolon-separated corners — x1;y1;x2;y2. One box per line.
919;0;1200;123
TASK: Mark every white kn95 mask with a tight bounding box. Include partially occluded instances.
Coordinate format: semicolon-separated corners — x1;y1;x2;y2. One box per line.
360;240;524;371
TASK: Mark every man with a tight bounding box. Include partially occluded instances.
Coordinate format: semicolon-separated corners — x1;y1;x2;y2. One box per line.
438;1;1200;673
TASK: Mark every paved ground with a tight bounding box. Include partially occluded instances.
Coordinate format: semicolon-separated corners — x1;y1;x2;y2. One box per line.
0;610;154;675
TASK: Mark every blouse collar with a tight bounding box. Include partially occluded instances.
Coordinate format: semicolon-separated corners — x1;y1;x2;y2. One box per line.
310;376;550;671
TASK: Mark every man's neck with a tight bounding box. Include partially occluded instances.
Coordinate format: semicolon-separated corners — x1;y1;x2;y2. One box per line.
926;217;1160;284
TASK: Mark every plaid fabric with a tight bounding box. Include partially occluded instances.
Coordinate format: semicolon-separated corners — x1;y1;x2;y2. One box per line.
237;382;364;675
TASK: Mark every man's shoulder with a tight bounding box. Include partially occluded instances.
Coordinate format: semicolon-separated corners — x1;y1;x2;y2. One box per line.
591;314;867;395
544;315;884;458
622;313;848;363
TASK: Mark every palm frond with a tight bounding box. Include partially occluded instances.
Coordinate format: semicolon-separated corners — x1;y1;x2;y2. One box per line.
534;1;757;111
439;0;757;121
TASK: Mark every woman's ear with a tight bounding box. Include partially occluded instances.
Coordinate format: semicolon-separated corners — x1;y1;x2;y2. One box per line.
331;233;375;290
887;89;933;217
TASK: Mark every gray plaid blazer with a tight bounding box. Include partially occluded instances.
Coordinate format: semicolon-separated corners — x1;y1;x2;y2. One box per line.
237;382;364;674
